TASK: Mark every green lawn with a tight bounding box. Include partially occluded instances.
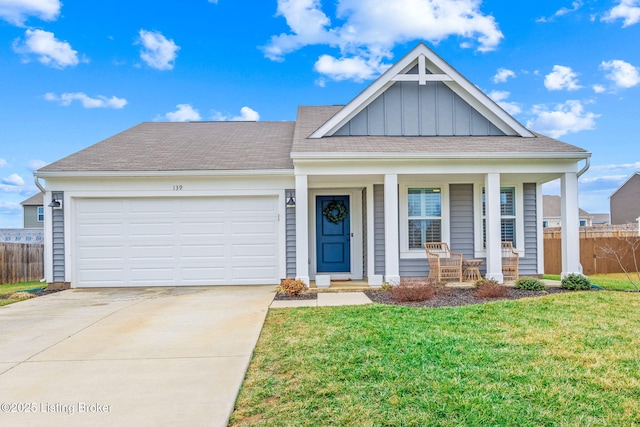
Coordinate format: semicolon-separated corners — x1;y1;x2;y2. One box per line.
543;273;640;291
231;292;640;426
0;281;46;306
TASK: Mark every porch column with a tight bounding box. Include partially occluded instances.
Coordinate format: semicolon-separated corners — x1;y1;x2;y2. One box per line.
384;174;400;285
560;172;582;277
485;173;504;283
295;174;310;286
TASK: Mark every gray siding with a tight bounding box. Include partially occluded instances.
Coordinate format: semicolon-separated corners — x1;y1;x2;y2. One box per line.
611;173;640;225
23;205;44;228
521;183;538;275
337;81;505;136
285;189;296;277
373;184;385;275
52;191;65;283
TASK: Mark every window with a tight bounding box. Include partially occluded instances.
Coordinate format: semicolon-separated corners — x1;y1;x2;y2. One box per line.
37;206;44;222
579;220;587;226
407;188;442;249
543;220;549;228
482;187;516;245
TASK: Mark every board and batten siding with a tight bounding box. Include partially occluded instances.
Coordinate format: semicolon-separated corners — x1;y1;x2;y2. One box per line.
520;183;538;276
52;191;65;283
335;81;505;137
285;189;296;278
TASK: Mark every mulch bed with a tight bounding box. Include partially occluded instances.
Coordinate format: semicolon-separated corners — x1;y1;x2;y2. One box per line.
0;289;64;300
274;292;318;301
365;287;578;308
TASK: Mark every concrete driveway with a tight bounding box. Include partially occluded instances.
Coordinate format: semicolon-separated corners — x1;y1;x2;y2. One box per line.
0;286;275;427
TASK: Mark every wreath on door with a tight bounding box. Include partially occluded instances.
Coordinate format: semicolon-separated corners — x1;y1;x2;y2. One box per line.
323;200;348;224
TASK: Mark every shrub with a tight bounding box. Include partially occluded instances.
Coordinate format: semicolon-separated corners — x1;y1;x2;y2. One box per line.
277;278;306;296
474;278;508;298
561;273;591;291
514;277;547;291
389;279;436;302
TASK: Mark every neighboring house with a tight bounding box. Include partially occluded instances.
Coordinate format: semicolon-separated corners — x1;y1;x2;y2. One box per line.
34;43;590;288
590;213;611;226
542;195;592;227
610;172;640;225
21;193;44;228
0;228;44;244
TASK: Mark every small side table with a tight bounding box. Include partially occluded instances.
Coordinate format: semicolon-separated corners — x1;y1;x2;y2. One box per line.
462;259;483;282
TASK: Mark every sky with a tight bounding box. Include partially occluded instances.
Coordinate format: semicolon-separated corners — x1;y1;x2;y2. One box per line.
1;0;639;227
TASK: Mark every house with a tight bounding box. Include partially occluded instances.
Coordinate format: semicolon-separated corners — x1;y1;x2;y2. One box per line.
21;193;44;228
610;172;640;225
34;43;590;288
542;195;592;227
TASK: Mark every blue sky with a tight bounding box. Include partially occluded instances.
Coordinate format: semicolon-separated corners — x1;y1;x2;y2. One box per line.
1;0;639;227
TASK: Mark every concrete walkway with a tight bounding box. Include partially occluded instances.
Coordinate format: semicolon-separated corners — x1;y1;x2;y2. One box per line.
270;291;372;308
0;286;275;427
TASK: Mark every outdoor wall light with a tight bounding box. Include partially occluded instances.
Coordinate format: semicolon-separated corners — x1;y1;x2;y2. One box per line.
286;196;296;208
48;199;62;209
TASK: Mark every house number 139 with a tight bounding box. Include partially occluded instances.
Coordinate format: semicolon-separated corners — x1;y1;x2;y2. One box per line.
173;185;183;190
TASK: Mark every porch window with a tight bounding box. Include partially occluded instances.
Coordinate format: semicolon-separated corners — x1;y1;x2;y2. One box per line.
482;187;516;245
407;188;442;249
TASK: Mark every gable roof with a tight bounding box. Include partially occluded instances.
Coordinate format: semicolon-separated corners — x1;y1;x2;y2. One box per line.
21;192;43;206
38;121;295;174
610;172;640;198
543;195;590;217
310;43;533;139
292;106;589;159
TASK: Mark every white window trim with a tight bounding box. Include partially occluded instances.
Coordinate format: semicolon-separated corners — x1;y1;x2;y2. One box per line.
37;206;44;222
400;183;450;259
474;182;525;258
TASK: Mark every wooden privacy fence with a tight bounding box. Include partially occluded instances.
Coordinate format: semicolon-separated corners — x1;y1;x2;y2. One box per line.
545;236;640;275
0;242;44;284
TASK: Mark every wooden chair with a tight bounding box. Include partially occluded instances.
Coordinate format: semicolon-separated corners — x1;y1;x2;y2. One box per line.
501;241;519;281
424;242;463;282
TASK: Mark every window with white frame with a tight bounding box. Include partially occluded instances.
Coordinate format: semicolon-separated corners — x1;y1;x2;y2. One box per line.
37;206;44;222
407;188;442;249
482;187;516;245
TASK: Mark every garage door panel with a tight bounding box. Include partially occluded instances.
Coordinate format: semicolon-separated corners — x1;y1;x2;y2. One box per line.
74;197;280;287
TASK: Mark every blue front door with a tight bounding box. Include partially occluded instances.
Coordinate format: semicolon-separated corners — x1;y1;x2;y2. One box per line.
316;196;351;273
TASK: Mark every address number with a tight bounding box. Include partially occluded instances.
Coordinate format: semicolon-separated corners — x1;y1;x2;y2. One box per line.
173;185;183;191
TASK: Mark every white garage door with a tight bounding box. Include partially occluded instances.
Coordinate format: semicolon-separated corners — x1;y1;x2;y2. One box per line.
74;197;280;287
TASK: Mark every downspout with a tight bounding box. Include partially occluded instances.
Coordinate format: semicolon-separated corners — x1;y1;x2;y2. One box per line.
577;157;590;178
34;174;46;193
34;174;47;283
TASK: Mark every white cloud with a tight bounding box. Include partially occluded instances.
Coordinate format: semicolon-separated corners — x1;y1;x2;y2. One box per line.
28;159;47;171
0;158;9;168
13;29;80;69
602;0;640;27
137;29;180;70
263;0;503;81
526;100;599;138
487;90;522;115
592;84;606;93
213;106;261;121
2;173;25;186
537;1;583;22
590;161;640;171
600;59;640;88
313;54;389;82
163;104;201;122
0;0;61;26
45;92;127;109
493;68;515;83
544;65;582;91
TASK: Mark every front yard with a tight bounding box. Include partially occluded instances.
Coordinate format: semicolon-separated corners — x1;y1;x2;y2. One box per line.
231;291;640;426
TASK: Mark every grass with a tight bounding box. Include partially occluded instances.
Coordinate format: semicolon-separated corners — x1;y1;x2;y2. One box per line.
543;273;640;291
0;281;46;306
231;292;640;426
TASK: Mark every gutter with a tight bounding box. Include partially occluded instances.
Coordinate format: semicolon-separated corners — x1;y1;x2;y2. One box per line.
34;174;46;193
290;151;592;160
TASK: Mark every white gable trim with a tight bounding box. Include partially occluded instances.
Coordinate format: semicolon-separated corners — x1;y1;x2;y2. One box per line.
309;43;534;139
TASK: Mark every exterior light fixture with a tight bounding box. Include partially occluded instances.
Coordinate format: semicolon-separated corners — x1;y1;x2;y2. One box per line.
286;196;296;208
48;199;62;209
